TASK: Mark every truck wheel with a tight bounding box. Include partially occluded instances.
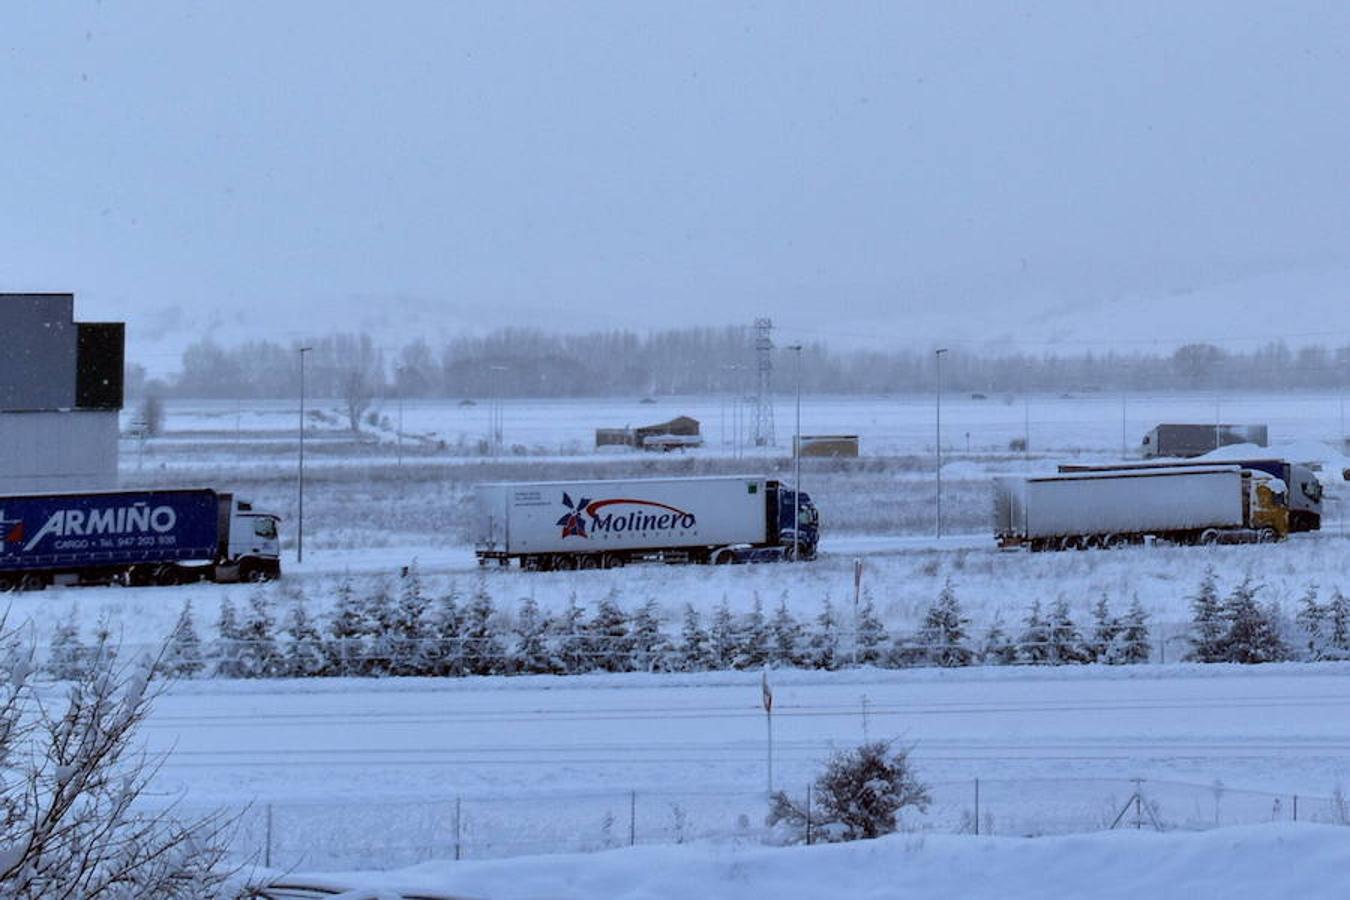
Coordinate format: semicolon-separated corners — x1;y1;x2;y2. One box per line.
1258;527;1278;543
579;555;601;570
1102;533;1127;550
153;564;180;586
243;565;273;583
713;549;735;565
1199;528;1220;546
18;573;48;592
601;554;625;569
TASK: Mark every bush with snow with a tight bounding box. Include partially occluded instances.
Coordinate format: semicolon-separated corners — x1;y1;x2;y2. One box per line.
768;740;930;844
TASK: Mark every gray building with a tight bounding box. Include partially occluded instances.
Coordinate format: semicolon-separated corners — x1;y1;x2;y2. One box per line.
0;294;124;493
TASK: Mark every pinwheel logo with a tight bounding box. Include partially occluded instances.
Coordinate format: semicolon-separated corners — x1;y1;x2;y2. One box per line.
556;493;591;539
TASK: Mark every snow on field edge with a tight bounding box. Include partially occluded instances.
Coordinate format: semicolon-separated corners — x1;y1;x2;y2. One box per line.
308;822;1349;900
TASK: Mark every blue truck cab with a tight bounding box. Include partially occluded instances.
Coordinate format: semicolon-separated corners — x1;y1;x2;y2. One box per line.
778;488;820;560
723;484;820;564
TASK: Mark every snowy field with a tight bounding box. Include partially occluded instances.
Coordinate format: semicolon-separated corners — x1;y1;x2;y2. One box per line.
118;392;1350;547
19;391;1350;883
102;661;1350;873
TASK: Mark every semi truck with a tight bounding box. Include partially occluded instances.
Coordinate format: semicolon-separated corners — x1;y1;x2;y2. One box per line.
994;466;1288;551
473;475;819;570
0;488;281;590
1058;458;1322;532
1141;423;1268;458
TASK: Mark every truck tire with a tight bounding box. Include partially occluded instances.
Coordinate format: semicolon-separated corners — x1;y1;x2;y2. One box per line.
18;573;48;592
1257;527;1278;543
579;555;601;570
601;553;625;569
153;564;180;586
242;564;273;583
1199;528;1220;546
712;548;736;565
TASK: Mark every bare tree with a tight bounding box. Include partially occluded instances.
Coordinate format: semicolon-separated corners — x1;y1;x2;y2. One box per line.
0;632;248;898
341;367;374;433
137;391;166;437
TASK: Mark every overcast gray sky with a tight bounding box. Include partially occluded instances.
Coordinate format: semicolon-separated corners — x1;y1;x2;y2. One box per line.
3;2;1348;367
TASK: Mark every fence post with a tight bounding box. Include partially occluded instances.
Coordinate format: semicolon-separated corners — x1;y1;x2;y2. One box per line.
629;790;637;846
974;778;980;835
806;783;813;846
1294;795;1298;822
454;796;462;861
264;803;273;868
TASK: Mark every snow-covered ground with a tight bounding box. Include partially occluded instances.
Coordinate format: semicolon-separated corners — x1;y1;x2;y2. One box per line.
302;822;1350;900
119;661;1350;870
131;390;1350;460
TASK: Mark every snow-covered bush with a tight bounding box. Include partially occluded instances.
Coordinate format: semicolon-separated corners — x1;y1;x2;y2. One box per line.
768;740;930;844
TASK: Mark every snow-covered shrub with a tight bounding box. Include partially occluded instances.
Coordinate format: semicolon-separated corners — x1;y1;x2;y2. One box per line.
1222;577;1288;664
768;740;930;844
1186;567;1226;663
163;600;206;678
911;579;973;667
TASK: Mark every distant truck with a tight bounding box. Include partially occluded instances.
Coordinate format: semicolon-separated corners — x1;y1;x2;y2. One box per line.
474;475;819;570
1141;423;1268;458
0;489;281;590
994;466;1288;551
1058;458;1322;532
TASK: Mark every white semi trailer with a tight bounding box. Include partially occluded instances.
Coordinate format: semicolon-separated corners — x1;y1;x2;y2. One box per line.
994;466;1288;551
473;475;819;570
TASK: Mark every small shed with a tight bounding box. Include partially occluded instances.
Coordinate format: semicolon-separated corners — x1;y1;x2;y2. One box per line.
595;427;632;448
596;416;703;451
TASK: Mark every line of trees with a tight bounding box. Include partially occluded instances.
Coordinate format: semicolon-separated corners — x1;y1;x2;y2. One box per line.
1184;567;1350;664
45;568;1350;683
44;570;1158;681
128;327;1350;402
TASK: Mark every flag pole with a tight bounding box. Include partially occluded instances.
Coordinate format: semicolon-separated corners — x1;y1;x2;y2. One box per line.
762;670;774;796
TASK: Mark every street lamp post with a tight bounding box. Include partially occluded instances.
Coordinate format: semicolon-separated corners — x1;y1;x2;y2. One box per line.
488;365;509;456
788;345;803;559
297;346;312;564
395;364;405;469
935;348;948;539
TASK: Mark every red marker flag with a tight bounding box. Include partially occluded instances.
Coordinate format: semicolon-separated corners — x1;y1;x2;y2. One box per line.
761;671;773;714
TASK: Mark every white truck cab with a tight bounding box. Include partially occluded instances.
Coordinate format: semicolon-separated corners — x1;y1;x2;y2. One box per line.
221;498;282;582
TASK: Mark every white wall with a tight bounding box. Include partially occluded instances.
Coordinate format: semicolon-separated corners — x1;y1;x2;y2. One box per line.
0;410;118;494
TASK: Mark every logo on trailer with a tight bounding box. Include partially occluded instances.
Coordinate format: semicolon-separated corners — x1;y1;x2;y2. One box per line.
556;492;697;539
20;502;179;552
555;493;591;539
0;511;23;548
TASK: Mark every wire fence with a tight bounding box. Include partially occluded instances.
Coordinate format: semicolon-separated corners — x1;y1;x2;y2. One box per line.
150;776;1350;872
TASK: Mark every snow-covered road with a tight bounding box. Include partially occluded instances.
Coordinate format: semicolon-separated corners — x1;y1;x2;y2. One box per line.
141;662;1350;808
283;532;995;579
